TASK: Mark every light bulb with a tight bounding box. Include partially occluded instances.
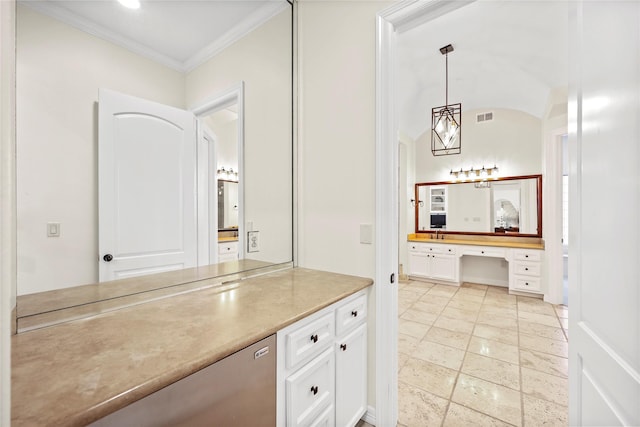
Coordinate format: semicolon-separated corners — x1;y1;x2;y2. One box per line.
118;0;140;9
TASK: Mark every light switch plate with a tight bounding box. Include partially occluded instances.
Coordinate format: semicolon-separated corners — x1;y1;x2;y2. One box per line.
360;224;373;244
47;222;60;237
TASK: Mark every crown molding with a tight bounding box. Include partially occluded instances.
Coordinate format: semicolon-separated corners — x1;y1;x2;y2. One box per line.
183;1;289;73
19;0;289;74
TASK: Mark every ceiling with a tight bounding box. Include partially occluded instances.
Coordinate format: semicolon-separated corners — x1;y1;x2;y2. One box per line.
20;0;289;72
397;0;569;140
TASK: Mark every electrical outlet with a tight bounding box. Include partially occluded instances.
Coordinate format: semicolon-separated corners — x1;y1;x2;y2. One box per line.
248;231;260;253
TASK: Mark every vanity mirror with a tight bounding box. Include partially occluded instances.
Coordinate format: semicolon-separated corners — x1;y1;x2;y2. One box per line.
15;0;293;328
415;175;542;237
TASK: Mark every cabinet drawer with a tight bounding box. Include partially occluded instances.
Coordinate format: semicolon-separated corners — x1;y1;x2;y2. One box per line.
512;276;542;292
309;404;334;427
218;241;238;254
463;246;505;258
513;250;541;262
286;313;334;369
286;348;335;427
514;262;541;277
336;294;367;336
409;243;425;252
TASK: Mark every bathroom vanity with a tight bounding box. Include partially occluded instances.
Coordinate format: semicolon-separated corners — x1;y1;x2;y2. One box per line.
407;234;544;296
11;268;372;426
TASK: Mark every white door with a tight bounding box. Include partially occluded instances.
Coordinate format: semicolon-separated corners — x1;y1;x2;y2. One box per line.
99;89;197;281
569;2;640;425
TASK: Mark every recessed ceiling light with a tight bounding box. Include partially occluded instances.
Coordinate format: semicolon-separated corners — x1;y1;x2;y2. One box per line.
118;0;140;10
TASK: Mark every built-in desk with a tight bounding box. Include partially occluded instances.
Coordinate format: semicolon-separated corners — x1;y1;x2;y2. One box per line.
407;235;545;296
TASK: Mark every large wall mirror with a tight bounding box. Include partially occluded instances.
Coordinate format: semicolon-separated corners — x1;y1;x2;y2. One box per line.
415;175;542;238
15;0;293;327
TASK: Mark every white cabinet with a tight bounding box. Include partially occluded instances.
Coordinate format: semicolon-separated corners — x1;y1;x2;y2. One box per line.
408;243;458;283
286;348;335;426
335;324;367;427
218;241;238;262
509;249;543;294
277;291;368;427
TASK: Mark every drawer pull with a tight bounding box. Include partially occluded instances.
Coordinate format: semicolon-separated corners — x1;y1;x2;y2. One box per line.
351;310;358;317
310;334;318;343
481;251;485;254
310;385;319;395
525;254;529;258
340;343;347;351
525;267;529;271
525;282;529;286
448;249;452;252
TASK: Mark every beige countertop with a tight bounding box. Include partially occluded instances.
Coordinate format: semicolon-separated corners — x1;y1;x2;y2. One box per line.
408;233;545;250
12;268;373;426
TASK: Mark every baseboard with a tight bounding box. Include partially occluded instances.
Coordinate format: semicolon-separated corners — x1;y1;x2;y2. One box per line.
362;405;376;425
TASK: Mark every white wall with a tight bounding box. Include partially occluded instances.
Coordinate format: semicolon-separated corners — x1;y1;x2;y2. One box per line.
186;9;292;265
414;108;543;183
206;116;238;171
1;0;16;421
298;0;390;412
16;6;185;295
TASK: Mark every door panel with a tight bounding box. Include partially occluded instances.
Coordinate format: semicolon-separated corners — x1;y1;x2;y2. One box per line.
99;89;197;282
569;2;640;425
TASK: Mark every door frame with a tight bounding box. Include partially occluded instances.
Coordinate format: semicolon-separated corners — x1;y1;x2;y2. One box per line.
375;0;475;424
191;81;245;266
543;126;567;305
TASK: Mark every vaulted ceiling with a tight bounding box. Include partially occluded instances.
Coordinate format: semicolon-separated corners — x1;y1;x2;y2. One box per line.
397;0;569;140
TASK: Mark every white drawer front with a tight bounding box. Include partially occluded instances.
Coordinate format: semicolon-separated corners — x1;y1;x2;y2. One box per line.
513;249;542;262
218;241;238;253
335;294;367;336
514;262;541;277
424;245;445;254
512;276;542;292
463;247;505;258
286;348;335;427
309;404;334;427
286;313;334;370
409;243;425;253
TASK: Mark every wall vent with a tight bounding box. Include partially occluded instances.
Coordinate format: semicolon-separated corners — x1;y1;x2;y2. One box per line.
476;112;494;123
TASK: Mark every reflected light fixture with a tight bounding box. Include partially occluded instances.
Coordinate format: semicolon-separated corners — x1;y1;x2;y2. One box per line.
432;44;462;156
118;0;141;10
449;165;499;182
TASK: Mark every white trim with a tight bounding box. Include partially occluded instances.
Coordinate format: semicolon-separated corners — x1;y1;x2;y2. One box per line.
376;1;476;424
543;126;567;305
183;2;289;73
20;0;288;73
0;0;16;423
292;0;300;268
362;405;376;425
192;82;245;265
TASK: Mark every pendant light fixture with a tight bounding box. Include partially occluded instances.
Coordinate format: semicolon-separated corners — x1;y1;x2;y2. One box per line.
431;44;462;156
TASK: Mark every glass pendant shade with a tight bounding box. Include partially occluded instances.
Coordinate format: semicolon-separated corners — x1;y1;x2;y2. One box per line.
431;103;461;155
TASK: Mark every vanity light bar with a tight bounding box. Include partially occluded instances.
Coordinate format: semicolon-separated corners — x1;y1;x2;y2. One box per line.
449;165;499;182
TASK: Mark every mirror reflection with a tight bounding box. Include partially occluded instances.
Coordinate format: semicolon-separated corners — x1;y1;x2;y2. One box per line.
415;175;542;237
15;0;292;323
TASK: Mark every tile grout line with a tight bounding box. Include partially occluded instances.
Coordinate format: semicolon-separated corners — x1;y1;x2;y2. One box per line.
517;297;526;427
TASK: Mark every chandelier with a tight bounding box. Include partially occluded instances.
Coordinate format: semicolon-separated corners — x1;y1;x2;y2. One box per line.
431;44;462;156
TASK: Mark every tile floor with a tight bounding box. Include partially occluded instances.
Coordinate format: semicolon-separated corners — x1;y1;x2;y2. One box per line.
396;280;569;427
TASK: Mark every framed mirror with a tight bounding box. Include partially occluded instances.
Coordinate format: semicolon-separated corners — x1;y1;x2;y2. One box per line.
15;0;293;328
414;175;542;237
